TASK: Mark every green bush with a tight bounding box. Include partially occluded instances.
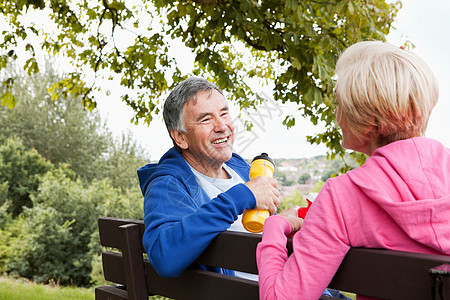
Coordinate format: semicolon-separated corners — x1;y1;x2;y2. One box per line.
0;210;13;273
5;169;93;286
7;206;81;285
0;65;110;183
3;165;144;287
0;138;53;217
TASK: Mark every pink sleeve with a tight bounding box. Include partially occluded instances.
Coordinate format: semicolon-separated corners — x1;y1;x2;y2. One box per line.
256;181;351;300
256;216;291;300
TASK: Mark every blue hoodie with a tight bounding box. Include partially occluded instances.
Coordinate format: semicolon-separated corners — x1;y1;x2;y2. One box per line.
137;147;256;278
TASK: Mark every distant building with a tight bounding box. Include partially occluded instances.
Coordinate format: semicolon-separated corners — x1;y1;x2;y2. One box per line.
277;166;298;172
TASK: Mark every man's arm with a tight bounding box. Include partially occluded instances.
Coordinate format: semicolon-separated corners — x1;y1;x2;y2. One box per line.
142;175;256;277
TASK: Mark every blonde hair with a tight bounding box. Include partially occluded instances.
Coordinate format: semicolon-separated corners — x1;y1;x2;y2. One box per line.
335;41;439;146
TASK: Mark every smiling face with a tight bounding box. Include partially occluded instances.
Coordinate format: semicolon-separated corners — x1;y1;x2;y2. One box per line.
171;89;234;176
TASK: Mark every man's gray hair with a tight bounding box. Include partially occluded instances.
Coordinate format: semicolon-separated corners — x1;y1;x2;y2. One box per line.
163;77;223;150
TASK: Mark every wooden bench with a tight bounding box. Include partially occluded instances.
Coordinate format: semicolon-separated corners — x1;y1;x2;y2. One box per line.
95;217;450;300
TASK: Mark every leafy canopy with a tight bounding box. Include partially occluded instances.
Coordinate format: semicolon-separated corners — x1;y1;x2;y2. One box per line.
0;0;400;157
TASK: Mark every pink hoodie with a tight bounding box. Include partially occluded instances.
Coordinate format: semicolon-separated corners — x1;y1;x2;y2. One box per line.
257;137;450;300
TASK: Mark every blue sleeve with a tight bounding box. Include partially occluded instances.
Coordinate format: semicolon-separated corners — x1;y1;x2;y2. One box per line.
142;175;256;278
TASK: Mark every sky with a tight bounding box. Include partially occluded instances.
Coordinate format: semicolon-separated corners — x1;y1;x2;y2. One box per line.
97;0;450;160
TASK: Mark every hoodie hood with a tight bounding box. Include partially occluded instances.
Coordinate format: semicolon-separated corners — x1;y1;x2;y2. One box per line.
137;148;193;196
347;137;450;254
137;147;251;197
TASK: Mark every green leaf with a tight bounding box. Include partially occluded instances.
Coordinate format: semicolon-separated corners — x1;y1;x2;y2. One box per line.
0;91;17;108
282;115;296;128
240;1;250;12
291;58;302;70
23;58;39;75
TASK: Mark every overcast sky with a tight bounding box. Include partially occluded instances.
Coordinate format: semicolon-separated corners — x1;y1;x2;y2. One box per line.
98;0;450;160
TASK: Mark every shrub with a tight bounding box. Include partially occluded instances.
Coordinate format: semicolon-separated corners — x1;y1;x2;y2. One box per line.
0;138;53;217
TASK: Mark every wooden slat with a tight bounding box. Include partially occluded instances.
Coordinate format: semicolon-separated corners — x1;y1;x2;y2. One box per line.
102;251;126;285
98;217;145;250
328;248;450;299
119;224;148;300
430;263;450;299
95;285;128;300
195;230;261;274
145;266;259;300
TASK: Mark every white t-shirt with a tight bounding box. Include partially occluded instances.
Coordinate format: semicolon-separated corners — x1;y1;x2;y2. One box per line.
187;163;246;232
187;162;259;281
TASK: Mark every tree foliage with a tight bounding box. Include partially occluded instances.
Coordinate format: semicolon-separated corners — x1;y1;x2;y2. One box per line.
7;169;109;286
0;63;147;286
298;172;311;184
0;62;111;182
0;0;400;156
0;138;53;217
1;61;149;186
98;132;149;192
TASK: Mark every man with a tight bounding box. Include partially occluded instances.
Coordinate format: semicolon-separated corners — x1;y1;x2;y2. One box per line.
137;77;280;278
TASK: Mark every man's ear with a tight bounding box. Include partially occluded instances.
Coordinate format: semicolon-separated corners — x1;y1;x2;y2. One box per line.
170;130;188;150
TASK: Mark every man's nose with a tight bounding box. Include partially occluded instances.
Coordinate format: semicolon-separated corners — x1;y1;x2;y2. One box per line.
214;117;228;131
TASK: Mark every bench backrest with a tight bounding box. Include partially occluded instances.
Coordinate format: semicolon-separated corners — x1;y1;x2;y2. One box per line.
96;217;450;300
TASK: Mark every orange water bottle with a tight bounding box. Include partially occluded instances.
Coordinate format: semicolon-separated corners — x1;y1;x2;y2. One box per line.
242;153;275;233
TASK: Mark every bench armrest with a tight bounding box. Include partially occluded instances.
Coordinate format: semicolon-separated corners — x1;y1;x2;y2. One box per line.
119;223;148;300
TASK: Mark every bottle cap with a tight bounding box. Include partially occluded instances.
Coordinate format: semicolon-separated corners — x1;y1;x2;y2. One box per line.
252;152;275;166
306;192;318;202
242;210;270;233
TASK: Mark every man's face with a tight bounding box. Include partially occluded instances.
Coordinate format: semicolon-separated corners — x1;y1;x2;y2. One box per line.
174;89;234;169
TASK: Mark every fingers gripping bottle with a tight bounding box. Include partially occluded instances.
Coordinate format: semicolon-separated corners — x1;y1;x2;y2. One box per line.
242;153;275;233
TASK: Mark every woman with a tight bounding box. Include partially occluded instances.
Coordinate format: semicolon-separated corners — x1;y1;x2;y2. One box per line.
256;41;450;300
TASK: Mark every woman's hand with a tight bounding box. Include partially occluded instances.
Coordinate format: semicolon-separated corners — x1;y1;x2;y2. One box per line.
278;206;304;233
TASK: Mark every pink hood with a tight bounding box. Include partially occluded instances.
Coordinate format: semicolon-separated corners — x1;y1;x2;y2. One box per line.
347;137;450;254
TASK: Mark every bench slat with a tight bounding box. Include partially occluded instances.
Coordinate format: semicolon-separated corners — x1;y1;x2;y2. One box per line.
95;285;128;300
98;217;145;250
329;248;450;299
102;251;126;285
145;266;258;300
119;224;148;299
196;230;261;274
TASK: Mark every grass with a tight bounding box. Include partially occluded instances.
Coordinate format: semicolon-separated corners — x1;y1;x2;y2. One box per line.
0;276;94;300
0;275;355;300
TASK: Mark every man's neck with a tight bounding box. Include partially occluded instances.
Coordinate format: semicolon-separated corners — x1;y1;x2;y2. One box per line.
182;153;230;179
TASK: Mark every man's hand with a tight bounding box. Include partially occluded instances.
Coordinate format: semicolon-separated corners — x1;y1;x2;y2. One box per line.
244;176;280;215
278;206;304;232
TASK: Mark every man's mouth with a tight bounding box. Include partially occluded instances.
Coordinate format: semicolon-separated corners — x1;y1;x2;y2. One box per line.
212;137;228;144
